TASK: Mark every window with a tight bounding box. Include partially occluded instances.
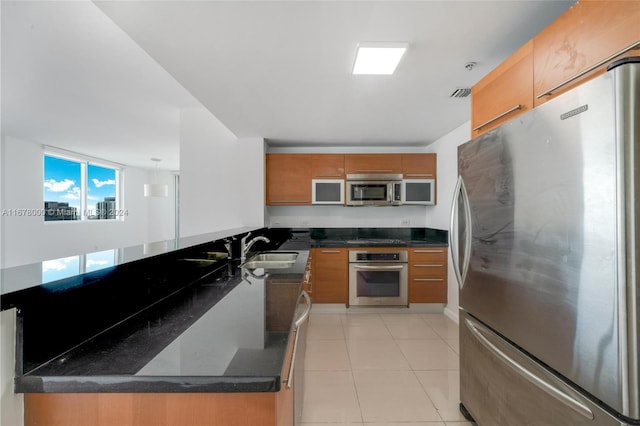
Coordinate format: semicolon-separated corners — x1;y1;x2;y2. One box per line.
43;154;121;221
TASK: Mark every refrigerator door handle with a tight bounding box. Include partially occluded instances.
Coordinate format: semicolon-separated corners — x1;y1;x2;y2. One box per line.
464;317;595;420
449;176;464;288
450;176;472;289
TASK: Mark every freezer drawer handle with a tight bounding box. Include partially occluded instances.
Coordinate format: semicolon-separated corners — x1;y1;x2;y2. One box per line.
464;317;595;420
537;39;640;99
472;105;522;131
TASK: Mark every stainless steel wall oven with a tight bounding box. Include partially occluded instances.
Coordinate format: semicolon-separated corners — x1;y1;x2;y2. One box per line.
348;250;408;306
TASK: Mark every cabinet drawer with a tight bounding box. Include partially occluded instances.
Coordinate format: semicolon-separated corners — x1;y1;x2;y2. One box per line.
409;278;447;303
409;247;447;262
410;263;446;278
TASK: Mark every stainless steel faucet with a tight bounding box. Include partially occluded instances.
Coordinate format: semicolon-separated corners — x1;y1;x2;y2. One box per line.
240;232;271;262
223;236;235;259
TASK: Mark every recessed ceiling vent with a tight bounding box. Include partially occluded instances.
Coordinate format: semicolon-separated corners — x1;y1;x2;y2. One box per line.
450;88;471;98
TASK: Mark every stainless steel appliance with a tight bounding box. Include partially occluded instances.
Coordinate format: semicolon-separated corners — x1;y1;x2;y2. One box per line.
346;174;402;206
402;179;435;205
451;58;640;425
348;249;408;306
311;179;344;204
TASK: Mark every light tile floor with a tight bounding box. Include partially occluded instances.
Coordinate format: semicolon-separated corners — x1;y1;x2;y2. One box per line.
302;311;474;426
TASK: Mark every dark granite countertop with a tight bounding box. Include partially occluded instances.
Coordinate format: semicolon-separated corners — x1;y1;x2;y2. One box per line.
279;227;448;249
15;250;309;394
10;226;446;395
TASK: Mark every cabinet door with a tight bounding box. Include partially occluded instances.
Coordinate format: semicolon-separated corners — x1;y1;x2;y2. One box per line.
401;154;436;178
471;40;533;137
266;154;312;205
408;247;448;303
344;154;402;175
311;154;345;178
533;0;640;107
311;248;348;304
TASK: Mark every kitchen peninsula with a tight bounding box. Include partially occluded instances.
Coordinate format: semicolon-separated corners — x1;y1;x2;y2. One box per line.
0;226;447;425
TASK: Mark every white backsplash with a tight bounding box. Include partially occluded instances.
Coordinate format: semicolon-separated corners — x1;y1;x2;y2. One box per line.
266;205;428;228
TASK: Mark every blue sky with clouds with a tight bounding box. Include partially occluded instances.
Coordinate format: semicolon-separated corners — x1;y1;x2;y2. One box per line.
44;156;116;211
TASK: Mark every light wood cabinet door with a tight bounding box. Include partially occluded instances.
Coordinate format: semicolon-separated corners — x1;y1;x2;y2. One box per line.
408;247;447;303
311;248;348;304
266;154;312;205
344;154;402;175
401;153;436;179
533;0;640;107
311;154;345;178
471;40;533;137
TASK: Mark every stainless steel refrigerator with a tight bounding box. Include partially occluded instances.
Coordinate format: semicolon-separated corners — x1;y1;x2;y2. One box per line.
451;58;639;425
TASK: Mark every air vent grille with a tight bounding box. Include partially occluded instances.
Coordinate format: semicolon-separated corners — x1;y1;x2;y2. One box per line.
450;88;471;98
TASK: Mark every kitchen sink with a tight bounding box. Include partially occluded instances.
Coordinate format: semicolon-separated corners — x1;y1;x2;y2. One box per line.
240;251;298;269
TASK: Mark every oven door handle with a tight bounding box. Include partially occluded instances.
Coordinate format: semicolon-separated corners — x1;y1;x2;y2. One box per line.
352;264;405;270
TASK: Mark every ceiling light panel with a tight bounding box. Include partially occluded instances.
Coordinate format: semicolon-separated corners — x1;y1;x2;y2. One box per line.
352;42;408;75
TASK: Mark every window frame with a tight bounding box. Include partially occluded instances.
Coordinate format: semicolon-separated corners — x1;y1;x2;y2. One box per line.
43;151;123;222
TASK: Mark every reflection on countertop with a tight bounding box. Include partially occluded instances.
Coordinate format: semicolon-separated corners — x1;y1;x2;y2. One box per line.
16;250;309;393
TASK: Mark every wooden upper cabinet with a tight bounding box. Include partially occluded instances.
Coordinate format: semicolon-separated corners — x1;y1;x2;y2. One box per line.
311;154;345;179
344;154;402;175
401;154;436;178
266;154;312;205
533;0;640;107
471;40;533;137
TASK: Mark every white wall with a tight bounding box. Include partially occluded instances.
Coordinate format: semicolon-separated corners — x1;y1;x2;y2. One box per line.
179;107;264;237
268;205;429;228
0;136;175;268
425;121;471;321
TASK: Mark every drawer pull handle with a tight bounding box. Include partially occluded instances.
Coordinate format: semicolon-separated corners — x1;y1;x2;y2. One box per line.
321;250;341;253
414;264;444;267
472;105;522;131
413;278;444;282
414;249;444;253
536;39;640;99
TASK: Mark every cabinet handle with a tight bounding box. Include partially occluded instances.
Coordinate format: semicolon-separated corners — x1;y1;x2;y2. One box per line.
536;39;640;99
414;264;444;268
315;174;343;178
414;249;444;253
355;169;393;173
321;250;341;253
405;173;434;177
413;278;444;282
472;105;522;131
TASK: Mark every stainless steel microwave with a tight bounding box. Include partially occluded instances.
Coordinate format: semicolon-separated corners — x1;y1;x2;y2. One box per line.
346;174;402;206
401;178;435;205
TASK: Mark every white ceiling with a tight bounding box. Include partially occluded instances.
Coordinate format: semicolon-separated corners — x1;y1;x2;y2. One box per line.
2;0;573;169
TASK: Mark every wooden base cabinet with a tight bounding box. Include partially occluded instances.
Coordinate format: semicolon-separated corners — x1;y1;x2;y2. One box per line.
24;391;292;426
408;247;448;303
311;248;348;304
